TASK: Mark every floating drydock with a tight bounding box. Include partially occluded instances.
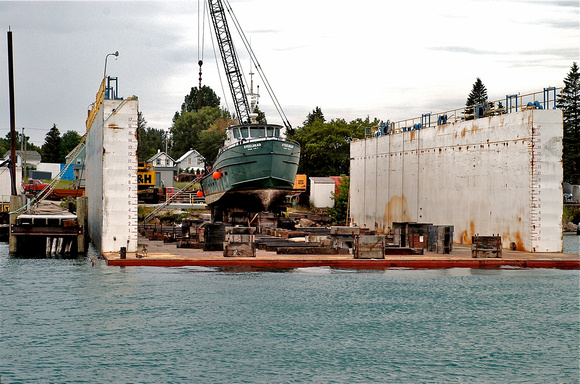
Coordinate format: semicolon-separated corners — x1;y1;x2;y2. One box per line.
103;236;580;270
350;89;563;253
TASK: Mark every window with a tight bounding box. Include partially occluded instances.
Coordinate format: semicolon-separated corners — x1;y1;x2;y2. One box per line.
156;159;161;165
240;127;249;138
233;128;240;138
250;127;265;138
267;127;274;137
188;158;192;165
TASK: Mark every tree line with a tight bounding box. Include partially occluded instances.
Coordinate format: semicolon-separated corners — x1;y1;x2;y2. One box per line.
0;124;82;164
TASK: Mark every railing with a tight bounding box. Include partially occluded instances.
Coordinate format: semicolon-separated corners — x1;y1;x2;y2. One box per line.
364;87;562;139
165;191;206;205
86;77;107;131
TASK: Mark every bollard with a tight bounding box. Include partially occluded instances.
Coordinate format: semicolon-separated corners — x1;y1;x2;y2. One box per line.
120;246;126;259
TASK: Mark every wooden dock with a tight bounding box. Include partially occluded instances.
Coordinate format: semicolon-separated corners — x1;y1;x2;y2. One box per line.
103;235;580;270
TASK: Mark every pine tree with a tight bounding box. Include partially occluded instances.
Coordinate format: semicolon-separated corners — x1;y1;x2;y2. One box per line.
303;106;325;126
41;124;62;163
465;78;488;120
561;62;580;183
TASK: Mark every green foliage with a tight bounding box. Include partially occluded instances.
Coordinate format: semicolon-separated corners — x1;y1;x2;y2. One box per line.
169;106;230;161
41;124;62;163
1;132;41;158
197;128;226;163
562;62;580;184
138;120;166;163
174;85;221;122
328;176;350;225
289;110;378;177
59;130;82;160
563;204;580;224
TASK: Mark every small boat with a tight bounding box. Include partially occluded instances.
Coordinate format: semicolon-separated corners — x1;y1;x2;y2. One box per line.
201;123;300;213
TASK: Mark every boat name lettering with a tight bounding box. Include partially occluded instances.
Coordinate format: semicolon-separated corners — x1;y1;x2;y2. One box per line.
282;143;293;150
244;143;261;150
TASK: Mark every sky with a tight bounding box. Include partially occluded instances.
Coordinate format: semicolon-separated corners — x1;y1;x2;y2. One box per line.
0;0;578;147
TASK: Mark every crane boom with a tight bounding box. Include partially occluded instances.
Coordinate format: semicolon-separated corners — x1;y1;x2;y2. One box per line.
207;0;251;124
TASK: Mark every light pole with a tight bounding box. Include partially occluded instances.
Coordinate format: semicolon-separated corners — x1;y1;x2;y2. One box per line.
103;51;119;79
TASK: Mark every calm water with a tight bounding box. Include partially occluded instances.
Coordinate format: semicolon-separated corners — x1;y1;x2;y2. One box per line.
1;241;579;383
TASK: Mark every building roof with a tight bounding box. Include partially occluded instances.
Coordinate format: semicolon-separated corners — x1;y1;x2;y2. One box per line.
3;150;42;163
147;150;175;164
175;149;203;164
309;177;336;184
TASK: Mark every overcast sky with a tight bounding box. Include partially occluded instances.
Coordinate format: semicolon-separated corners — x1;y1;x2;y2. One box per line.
0;0;578;146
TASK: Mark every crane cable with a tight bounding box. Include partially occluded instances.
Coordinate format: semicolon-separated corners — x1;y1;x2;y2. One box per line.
222;0;292;129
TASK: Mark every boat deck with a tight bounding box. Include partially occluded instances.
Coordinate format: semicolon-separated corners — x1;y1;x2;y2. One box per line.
102;236;580;270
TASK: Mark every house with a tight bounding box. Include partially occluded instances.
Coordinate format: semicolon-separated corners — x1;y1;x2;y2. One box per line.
175;148;205;174
147;150;177;187
2;150;42;169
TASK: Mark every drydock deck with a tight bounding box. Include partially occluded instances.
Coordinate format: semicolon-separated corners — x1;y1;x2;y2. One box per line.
103;236;580;270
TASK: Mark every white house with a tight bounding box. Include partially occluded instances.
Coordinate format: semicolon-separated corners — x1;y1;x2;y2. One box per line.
175;148;205;173
148;149;175;167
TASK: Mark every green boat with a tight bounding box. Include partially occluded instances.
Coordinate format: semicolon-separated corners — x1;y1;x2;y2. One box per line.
201;123;300;212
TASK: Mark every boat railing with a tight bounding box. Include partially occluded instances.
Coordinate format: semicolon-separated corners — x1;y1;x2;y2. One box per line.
363;87;562;139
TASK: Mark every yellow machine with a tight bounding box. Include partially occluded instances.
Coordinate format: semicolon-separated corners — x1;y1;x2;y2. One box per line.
293;174;307;191
137;163;159;203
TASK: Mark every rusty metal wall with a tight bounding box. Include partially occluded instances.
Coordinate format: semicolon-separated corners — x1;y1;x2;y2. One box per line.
86;99;139;253
350;109;563;252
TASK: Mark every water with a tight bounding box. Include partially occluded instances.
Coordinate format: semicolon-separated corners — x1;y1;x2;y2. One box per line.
1;242;578;383
564;233;580;255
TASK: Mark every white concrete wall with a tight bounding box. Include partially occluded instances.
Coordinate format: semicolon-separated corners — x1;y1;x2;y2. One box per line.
86;98;139;253
350;109;563;252
0;166;22;198
36;163;61;178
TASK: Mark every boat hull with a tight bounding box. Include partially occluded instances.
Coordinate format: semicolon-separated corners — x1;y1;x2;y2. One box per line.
201;139;300;210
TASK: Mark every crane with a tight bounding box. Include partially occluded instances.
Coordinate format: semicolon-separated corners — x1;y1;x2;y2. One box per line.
207;0;251;124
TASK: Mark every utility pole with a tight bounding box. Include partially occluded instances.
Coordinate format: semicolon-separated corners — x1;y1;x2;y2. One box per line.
7;28;17;196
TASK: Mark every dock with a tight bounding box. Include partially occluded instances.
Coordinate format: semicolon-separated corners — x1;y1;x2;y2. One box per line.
103;235;580;270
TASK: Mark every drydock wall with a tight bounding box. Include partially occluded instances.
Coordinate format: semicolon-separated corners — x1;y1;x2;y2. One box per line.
86;98;139;253
350;109;563;252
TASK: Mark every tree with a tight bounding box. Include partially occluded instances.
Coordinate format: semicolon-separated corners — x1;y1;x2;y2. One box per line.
174;85;221;122
41;124;62;163
289;115;375;177
465;78;488;119
60;130;82;161
137;112;167;162
169;106;230;160
303;106;325;126
562;62;580;183
328;176;350;225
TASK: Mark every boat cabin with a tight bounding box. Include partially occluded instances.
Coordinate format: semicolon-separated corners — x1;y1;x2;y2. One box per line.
224;124;285;147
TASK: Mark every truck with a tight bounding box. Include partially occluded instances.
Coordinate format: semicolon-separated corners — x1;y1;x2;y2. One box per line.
22;179;50;195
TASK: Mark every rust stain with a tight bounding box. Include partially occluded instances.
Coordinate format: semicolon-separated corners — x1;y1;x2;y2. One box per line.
461;128;466;138
384;195;411;227
470;221;475;237
410;130;415;142
460;230;469;244
513;232;525;251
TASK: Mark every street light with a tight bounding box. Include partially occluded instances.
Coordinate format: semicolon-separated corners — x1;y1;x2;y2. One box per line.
103;51;119;78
